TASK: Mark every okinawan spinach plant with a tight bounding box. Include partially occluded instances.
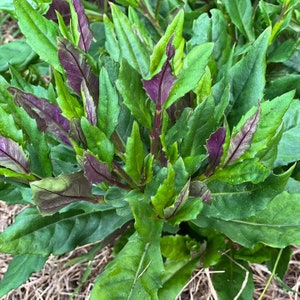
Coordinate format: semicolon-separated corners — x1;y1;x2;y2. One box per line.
0;0;300;299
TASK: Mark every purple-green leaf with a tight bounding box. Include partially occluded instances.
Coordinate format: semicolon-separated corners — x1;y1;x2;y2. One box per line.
0;135;29;174
72;0;93;52
224;105;261;166
9;88;71;145
30;172;94;215
190;181;211;202
58;38;98;101
143;39;176;108
81;80;97;126
205;127;226;176
83;152;112;184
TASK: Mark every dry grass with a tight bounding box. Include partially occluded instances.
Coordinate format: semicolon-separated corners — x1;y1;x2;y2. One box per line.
1;201;300;300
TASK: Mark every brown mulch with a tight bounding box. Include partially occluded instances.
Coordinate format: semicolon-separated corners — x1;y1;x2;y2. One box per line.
0;201;300;300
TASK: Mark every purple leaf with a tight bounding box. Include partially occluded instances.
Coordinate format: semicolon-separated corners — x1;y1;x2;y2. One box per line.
58;38;99;101
83;152;113;184
0;135;29;174
81;80;97;126
143;38;176;108
30;172;94;215
224;105;261;166
205;127;226;176
72;0;93;52
9;88;71;145
45;0;71;24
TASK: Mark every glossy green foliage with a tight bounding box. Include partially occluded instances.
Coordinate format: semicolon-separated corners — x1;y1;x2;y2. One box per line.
14;0;62;71
0;254;47;297
0;0;300;298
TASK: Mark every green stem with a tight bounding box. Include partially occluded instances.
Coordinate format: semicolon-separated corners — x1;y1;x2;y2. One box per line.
258;248;283;300
154;0;162;19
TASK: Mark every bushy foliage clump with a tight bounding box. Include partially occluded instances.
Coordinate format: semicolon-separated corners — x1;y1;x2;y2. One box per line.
0;0;300;298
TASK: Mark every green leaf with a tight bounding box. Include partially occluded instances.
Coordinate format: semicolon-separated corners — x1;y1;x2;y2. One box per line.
243;91;294;161
222;0;255;41
165;43;214;109
275;99;300;166
158;257;200;300
0;39;37;72
213;255;254;300
128;6;153;51
50;143;80;176
194;191;300;248
103;15;120;62
81;117;114;166
0;168;34;181
268;39;299;63
9;65;33;92
14;0;62;72
203;167;294;221
125;121;145;184
98;67;120;138
151;163;176;218
0;254;47;297
228;28;271;125
91;197;163;300
180;96;216;157
0;106;23;144
165;107;192;147
53;70;84;120
167;197;203;225
188;9;231;76
265;74;300;100
160;235;200;261
149;10;185;76
110;3;149;77
0;76;14;111
213;159;270;184
203;231;226;268
0;205;131;255
234;244;277;264
117;59;152;129
266;247;292;279
0;182;33;205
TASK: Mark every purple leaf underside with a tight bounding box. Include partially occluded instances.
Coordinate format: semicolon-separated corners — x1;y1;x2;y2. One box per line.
9;88;71;145
83;152;113;184
143;39;176;108
206;127;226;176
72;0;93;52
0;135;29;174
225;105;261;166
31;171;93;215
58;38;99;101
